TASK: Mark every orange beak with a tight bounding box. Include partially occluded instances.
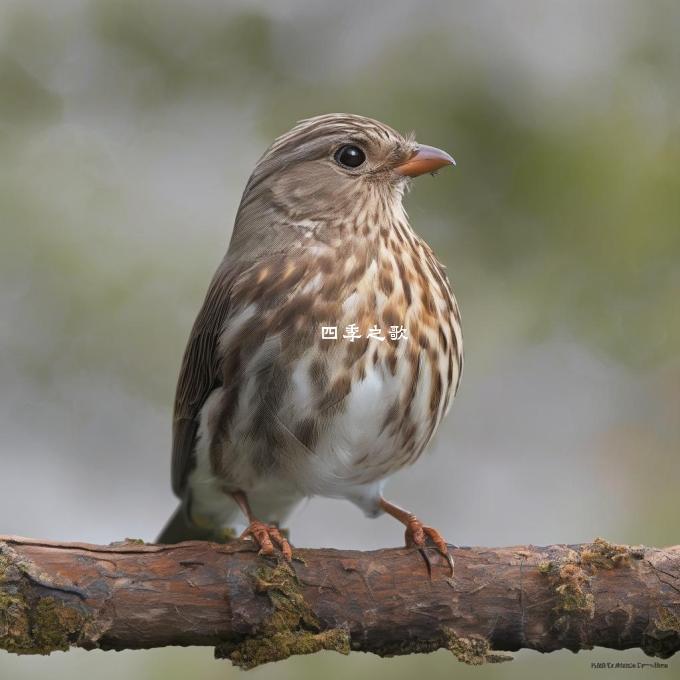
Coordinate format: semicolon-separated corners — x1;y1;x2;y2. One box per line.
394;144;456;177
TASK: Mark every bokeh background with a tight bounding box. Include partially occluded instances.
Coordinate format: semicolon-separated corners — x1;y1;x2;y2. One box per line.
1;0;678;678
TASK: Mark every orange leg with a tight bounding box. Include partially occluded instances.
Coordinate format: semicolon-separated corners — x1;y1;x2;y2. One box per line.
231;490;292;561
379;497;454;576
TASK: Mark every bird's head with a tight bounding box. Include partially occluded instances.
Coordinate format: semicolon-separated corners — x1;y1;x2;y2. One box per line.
230;113;454;255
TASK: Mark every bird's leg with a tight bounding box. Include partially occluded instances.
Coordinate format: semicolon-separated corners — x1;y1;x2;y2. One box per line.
231;490;292;561
379;497;454;576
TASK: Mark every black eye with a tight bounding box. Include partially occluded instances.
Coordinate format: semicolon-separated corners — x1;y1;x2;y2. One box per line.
334;145;366;168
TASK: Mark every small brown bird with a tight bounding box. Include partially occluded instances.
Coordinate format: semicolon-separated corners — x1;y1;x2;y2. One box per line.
158;113;462;571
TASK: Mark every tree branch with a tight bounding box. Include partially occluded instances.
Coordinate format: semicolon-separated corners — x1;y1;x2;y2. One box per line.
1;535;678;668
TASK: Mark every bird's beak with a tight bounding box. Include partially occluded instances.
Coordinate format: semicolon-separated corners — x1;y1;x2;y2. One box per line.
394;144;456;177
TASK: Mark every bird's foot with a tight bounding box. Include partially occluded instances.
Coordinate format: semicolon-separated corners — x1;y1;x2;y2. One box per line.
404;516;455;576
240;520;292;561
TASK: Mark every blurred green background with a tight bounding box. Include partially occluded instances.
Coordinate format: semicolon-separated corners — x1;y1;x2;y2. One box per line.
1;0;678;678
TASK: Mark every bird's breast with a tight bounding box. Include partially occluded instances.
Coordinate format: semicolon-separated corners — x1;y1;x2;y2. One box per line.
204;219;462;496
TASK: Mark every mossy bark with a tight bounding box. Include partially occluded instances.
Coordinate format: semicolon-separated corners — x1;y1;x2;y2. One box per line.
1;536;679;668
0;546;88;654
215;561;350;668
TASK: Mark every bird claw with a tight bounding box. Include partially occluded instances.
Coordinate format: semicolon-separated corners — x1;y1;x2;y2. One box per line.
404;517;455;577
240;520;292;561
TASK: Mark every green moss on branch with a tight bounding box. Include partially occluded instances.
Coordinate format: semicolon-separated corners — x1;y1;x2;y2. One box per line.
216;560;350;669
0;548;87;655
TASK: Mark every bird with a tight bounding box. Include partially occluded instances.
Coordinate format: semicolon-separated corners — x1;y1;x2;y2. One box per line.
157;113;463;573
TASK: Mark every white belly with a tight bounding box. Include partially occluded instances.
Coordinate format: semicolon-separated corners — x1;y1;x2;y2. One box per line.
186;337;436;527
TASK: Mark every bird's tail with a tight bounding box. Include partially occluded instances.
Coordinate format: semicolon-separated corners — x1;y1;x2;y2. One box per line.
156;504;220;544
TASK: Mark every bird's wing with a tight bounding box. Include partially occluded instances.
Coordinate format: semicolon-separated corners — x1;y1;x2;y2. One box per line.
171;260;237;497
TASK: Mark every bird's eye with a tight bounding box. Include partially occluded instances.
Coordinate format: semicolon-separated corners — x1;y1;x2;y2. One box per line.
334;145;366;169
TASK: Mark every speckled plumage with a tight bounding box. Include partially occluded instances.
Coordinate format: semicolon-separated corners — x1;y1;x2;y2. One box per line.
159;114;462;560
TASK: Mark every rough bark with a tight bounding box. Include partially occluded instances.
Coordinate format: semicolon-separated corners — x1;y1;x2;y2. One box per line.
0;535;678;669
